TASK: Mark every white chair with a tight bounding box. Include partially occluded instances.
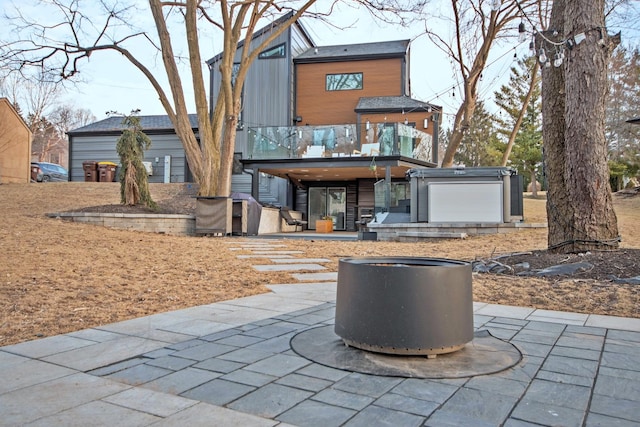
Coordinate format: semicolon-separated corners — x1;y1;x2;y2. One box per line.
354;143;380;156
302;145;325;158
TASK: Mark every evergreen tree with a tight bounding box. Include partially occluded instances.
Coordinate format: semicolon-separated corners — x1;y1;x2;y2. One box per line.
115;113;156;209
453;102;502;167
494;56;543;195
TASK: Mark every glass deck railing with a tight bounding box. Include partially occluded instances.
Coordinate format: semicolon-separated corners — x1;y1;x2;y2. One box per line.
246;123;433;161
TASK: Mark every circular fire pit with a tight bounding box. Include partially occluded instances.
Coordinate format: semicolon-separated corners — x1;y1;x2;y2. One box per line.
334;257;473;357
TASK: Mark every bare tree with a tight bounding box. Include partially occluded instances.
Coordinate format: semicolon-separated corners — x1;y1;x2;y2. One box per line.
50;105;96;136
424;0;544;167
541;0;620;253
0;73;61;132
1;0;425;196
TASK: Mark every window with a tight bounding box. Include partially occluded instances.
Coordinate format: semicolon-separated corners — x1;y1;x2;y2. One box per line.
259;43;286;59
326;73;363;91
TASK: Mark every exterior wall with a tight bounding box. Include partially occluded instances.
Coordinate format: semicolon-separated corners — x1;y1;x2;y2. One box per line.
69;133;187;183
0;99;32;183
209;23;314;208
210;27;312;155
295;58;404;125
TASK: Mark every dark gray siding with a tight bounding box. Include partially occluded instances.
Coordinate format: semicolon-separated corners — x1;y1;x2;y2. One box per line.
211;30;293;155
291;25;312;56
69;134;187;183
209;24;313;207
231;174;284;205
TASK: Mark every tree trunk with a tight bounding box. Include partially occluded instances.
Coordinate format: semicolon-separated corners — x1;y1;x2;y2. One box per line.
441;97;477;167
218;106;240;197
501;61;540;167
542;0;571;250
544;0;619;253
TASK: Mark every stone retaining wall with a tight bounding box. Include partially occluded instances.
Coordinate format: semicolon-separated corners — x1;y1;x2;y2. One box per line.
367;221;547;241
48;212;196;236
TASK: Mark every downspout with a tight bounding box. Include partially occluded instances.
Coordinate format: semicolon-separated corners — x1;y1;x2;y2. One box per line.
432;111;440;166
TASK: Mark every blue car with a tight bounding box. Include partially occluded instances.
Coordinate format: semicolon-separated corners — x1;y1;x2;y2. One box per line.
31;162;68;182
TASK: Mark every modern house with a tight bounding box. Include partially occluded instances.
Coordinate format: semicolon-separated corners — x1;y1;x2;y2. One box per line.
207;13;440;231
67;13;441;231
0;97;33;183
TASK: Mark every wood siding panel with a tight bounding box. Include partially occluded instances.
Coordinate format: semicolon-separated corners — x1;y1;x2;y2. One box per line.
296;58;404;125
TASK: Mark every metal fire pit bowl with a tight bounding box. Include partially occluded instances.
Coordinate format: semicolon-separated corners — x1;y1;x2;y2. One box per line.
334;257;473;357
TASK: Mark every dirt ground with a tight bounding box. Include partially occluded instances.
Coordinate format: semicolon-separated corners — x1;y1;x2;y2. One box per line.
1;182;638;346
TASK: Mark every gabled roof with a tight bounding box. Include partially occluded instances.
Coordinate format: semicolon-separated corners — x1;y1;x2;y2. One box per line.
295;39;410;63
355;96;440;114
68;114;199;136
206;11;315;65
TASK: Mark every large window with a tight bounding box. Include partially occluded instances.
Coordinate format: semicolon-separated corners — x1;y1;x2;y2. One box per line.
326;73;363;91
258;43;286;59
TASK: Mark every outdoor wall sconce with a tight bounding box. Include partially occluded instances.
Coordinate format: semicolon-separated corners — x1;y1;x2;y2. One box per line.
293;116;303;123
365;120;370;131
423;118;429;129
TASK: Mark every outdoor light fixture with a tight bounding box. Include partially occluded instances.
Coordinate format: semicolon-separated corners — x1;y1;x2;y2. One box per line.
538;48;547;64
423;118;429;129
518;21;526;43
365;120;370;130
553;52;564;67
404;117;409;125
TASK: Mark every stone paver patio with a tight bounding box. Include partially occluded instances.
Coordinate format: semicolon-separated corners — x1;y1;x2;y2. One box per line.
1;239;639;426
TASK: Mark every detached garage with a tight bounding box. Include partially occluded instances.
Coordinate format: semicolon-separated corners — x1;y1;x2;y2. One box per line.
67;115;197;183
0;98;32;183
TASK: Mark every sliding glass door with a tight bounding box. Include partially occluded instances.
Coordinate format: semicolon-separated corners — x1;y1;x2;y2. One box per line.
308;187;347;230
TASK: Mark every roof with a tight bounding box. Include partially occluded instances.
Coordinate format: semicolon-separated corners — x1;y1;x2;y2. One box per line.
206;11;315;65
295;39;410;63
68;114;199;136
355;96;440;114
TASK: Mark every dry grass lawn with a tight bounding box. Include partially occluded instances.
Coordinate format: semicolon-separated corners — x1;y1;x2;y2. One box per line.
1;182;638;346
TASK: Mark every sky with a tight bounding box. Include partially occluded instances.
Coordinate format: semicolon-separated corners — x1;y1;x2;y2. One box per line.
2;1;636;129
59;4;529;129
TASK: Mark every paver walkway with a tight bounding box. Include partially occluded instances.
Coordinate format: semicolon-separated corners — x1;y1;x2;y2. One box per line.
1;239;639;426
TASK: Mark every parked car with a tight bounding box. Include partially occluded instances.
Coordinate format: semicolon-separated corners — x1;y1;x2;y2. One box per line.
31;162;68;182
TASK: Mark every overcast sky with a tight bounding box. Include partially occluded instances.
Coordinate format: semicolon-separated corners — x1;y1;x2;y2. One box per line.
3;1;636;128
55;4;530;129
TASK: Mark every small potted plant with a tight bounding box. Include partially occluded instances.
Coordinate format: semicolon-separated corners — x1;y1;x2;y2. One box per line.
315;215;334;233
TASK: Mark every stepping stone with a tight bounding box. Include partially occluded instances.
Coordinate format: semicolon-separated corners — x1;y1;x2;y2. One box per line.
252;264;327;272
271;258;331;264
251;251;304;255
222;240;282;244
228;246;286;251
292;272;338;282
237;255;294;259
